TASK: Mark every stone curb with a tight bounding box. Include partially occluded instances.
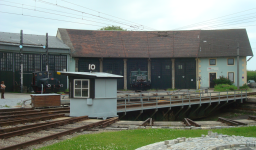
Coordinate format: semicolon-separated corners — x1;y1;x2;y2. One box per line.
136;131;256;150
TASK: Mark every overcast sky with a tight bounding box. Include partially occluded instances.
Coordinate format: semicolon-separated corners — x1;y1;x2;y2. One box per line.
1;0;256;70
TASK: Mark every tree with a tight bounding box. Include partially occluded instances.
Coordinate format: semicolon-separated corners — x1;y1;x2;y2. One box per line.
99;25;127;31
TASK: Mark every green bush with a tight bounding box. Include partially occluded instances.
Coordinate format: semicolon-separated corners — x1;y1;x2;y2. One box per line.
214;84;237;91
213;76;232;85
240;83;250;90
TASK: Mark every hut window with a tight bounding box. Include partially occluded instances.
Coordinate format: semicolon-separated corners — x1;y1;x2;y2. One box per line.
74;79;90;98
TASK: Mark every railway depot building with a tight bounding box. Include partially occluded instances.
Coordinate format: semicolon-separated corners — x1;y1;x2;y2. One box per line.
57;28;253;90
0;29;253;92
0;32;71;92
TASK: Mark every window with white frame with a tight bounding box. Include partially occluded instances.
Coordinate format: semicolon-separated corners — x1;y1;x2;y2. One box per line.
209;59;216;65
74;79;90;98
227;58;234;65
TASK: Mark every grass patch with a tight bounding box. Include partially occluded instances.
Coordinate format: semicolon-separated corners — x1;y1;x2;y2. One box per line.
56;92;65;94
16;102;22;106
39;127;256;150
2;105;10;108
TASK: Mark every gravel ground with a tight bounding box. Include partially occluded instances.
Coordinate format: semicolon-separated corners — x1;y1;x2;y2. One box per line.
0;92;70;109
0;93;32;109
24;129;119;150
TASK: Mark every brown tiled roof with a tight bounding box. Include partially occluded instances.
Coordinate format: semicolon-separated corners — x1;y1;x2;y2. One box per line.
57;28;253;58
199;29;253;57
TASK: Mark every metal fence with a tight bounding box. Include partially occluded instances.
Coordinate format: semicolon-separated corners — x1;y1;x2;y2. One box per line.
117;90;250;113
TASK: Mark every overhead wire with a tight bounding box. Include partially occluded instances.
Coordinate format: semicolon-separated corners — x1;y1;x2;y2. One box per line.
0;1;133;30
2;0;256;32
179;15;256;30
0;11;104;27
60;0;157;31
173;7;256;30
197;17;256;30
0;8;252;46
0;0;126;23
0;3;125;27
36;0;149;30
0;0;141;30
1;2;252;43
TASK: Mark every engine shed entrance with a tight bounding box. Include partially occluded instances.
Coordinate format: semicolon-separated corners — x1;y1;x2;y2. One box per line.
127;59;148;90
151;58;172;89
175;58;196;89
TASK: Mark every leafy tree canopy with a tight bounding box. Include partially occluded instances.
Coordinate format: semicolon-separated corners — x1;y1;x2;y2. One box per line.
99;25;127;31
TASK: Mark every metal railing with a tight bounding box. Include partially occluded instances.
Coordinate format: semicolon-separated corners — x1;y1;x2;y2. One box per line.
117;90;250;113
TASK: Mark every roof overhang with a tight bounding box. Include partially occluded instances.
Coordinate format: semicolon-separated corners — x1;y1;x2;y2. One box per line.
57;71;123;79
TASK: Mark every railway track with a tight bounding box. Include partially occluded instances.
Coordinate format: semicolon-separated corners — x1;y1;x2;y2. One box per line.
0;116;89;139
141;118;153;126
0;108;71;127
0;112;119;150
0;108;33;112
217;117;247;126
0;114;65;127
183;118;201;127
248;115;256;121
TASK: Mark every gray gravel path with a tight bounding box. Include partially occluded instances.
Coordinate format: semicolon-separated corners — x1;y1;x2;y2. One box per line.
0;93;31;109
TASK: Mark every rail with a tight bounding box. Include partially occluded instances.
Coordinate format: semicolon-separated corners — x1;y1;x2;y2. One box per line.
0;116;89;139
248;115;256;121
0;117;119;150
117;90;252;113
218;117;247;126
0;114;65;126
0;110;69;120
183;118;201;127
100;117;119;128
141;118;153;126
0;108;33;112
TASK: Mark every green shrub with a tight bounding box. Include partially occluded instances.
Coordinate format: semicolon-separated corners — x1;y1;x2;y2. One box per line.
214;84;237;91
213;76;232;85
240;83;250;90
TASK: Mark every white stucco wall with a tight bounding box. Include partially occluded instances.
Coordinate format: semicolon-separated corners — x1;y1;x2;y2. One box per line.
198;57;247;88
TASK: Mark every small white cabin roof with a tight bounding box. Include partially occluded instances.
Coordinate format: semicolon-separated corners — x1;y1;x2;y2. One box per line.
58;71;123;79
